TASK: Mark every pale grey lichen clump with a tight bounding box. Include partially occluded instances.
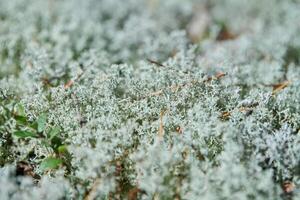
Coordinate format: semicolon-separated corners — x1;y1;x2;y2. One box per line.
0;0;300;199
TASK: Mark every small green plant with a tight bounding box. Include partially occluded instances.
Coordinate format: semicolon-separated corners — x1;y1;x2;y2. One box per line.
10;105;71;173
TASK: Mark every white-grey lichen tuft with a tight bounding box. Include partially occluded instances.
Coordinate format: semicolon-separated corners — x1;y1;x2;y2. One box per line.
1;0;300;199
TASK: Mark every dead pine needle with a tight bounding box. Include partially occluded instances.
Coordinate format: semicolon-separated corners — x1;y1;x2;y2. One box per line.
205;72;226;82
272;80;291;95
215;72;226;79
147;58;165;67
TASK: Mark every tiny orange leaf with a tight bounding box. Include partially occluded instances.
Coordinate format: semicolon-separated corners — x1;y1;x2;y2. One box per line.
220;111;231;120
176;126;183;134
282;181;295;193
217;26;238;41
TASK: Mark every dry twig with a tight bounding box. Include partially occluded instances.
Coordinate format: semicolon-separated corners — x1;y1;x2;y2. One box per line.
158;110;165;140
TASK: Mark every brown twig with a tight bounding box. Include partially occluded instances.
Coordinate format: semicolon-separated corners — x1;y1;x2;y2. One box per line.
158;110;165;140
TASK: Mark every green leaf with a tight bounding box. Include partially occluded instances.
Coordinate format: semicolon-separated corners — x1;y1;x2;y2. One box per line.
14;131;37;138
30;122;38;130
40;157;63;171
36;114;47;132
48;126;60;140
14;115;27;125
